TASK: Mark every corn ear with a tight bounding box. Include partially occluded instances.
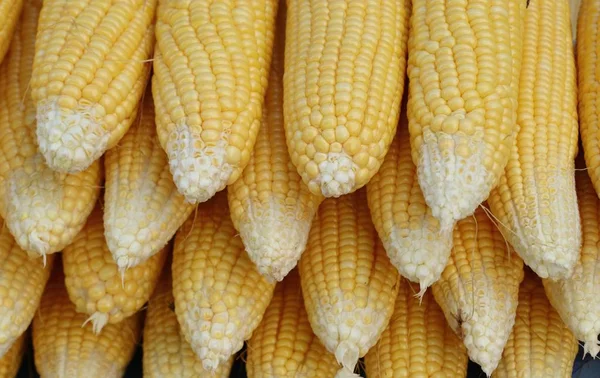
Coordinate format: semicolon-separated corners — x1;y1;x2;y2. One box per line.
284;0;410;198
143;267;234;378
172;190;275;372
364;279;468;378
432;206;524;375
31;0;156;173
104;88;195;272
153;0;279;203
299;189;400;377
488;0;581;280
246;269;338;378
407;0;525;230
0;0;101;257
495;269;578;378
0;219;53;358
228;6;322;282
367;105;452;294
33;262;142;378
63;204;167;333
542;168;600;357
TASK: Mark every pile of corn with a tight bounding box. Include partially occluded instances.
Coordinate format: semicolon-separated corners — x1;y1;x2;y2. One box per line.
0;0;597;377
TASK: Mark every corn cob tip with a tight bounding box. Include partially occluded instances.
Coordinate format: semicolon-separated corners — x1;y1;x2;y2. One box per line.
179;301;245;372
83;312;109;335
307;152;358;198
239;200;312;282
36;99;109;173
417;135;491;229
584;339;600;358
166;124;233;204
521;248;578;280
384;226;453;294
334;366;361;378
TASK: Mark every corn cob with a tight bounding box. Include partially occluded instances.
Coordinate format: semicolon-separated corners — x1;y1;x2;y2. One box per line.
299;189;400;377
578;0;600;197
63;204;167;333
246;269;338;378
284;0;410;199
494;269;578;378
144;267;234;378
407;0;525;230
431;206;524;376
0;0;102;257
153;0;279;204
0;219;53;358
229;7;322;282
542;168;600;357
367;105;452;294
104;88;195;272
488;0;580;280
0;332;26;378
364;279;468;378
33;262;142;378
172;190;275;371
30;0;156;174
0;0;24;65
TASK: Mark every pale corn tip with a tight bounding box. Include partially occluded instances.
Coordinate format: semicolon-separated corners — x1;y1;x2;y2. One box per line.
384;226;453;294
310;289;388;373
334;366;361;378
309;152;358;198
418;134;490;230
4;154;63;256
105;194;169;271
584;338;600;358
239;199;312;282
36;99;109;173
505;172;580;280
179;292;251;372
166;123;233;204
456;295;515;376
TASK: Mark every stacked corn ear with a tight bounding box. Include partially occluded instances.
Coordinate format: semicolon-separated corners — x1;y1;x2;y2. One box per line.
246;269;338;377
0;0;101;258
543;168;600;357
494;268;578;378
299;189;400;377
367;103;452;295
432;206;524;375
62;204;167;333
153;0;279;203
172;190;275;372
30;0;156;174
143;266;234;378
364;278;468;378
104;87;195;273
284;0;410;198
488;0;581;280
33;261;143;378
406;0;525;231
0;219;53;358
229;4;322;283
